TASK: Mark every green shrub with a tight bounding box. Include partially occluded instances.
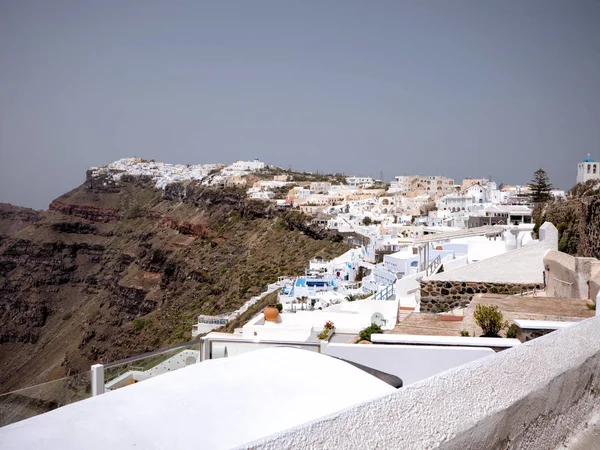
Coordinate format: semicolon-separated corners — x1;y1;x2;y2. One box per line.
276;303;283;312
474;304;507;337
459;329;470;337
125;204;143;219
506;323;518;339
358;323;383;342
132;318;144;331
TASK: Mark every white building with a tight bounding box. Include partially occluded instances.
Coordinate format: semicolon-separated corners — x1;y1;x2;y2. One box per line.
389;176;412;194
437;194;475;212
576;154;599;184
309;182;332;194
231;158;266;171
346;176;374;188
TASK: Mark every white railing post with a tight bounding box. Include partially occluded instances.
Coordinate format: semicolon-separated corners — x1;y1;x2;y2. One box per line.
91;364;105;397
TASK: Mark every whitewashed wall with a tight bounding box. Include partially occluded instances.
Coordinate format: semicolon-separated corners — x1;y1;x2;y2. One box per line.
322;343;494;385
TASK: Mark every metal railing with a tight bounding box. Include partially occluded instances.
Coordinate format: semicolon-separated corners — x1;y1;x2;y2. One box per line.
425;255;442;277
372;284;396;301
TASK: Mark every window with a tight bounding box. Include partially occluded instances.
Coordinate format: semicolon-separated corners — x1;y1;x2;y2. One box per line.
594;165;598;174
588;164;591;173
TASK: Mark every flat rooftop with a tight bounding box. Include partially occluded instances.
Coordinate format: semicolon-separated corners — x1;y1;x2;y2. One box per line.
427;241;554;284
390;294;594;338
0;348;395;450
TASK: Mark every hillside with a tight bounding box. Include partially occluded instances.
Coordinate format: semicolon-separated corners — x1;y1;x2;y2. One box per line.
0;178;347;393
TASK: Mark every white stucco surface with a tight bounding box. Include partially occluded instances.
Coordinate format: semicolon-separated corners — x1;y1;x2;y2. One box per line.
248;316;600;450
428;241;555;284
514;319;577;330
371;333;521;348
0;348;395;450
323;342;495;385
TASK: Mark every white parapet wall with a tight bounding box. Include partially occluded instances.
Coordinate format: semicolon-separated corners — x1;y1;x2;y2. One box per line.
322;342;494;385
247;315;600;450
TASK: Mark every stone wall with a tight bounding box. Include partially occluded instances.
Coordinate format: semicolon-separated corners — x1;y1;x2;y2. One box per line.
516;327;555;342
420;280;541;312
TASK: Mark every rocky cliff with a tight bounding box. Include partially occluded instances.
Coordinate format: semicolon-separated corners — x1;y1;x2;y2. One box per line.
0;179;347;392
534;181;600;258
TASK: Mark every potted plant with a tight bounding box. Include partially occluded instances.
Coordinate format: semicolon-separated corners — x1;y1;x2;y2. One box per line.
317;321;335;340
264;304;280;322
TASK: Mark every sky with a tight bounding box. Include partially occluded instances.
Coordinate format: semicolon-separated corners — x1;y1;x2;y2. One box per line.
1;0;599;210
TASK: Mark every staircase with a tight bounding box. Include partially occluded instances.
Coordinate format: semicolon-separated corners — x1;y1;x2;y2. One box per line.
372;284;395;301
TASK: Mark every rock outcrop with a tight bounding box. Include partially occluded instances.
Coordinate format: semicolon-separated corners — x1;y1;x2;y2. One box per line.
534;192;600;258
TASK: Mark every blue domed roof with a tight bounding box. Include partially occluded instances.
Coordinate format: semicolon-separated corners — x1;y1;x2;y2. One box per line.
584;154;595;162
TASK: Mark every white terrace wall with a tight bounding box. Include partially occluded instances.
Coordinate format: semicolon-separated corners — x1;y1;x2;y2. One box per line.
247;316;600;450
322;343;494;385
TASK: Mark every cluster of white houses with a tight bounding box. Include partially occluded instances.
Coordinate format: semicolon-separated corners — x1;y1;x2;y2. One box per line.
90;156;593;235
89;157;267;190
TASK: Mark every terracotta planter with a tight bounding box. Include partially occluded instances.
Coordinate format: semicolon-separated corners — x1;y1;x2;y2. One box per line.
264;305;279;322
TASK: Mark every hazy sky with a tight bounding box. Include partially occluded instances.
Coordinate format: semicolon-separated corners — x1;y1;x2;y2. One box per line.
1;1;599;209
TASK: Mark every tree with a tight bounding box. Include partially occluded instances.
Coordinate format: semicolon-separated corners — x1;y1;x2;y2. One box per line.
362;216;372;226
528;169;553;203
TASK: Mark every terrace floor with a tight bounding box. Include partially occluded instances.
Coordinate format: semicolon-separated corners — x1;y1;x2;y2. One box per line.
559;409;600;450
390;294;595;337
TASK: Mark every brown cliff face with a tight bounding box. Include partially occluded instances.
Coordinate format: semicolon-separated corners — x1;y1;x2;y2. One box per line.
0;180;347;392
0;203;41;246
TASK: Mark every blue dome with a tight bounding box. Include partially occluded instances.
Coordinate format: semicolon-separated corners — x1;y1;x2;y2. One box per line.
584;157;594;162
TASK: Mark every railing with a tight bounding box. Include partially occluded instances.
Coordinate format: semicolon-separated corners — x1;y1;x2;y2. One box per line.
551;276;573;298
361;280;379;293
425;255;442;277
103;340;203;391
0;334;323;428
0;371;91;428
196;316;229;325
372;284;395;301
